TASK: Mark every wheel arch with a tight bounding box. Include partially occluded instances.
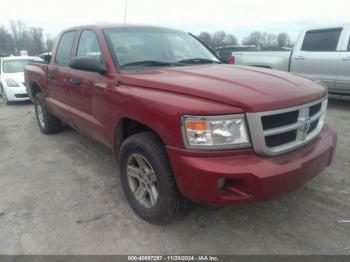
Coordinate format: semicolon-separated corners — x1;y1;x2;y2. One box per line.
113;117;164;162
29;81;43;100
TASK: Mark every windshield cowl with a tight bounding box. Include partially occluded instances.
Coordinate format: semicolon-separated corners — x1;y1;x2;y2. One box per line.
120;60;185;69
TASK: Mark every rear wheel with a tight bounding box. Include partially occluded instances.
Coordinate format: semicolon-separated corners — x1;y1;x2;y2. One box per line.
34;92;62;134
119;132;184;224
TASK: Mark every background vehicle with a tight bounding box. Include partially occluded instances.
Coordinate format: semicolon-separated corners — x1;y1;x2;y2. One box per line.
231;25;350;96
0;56;42;104
25;25;336;224
216;45;290;64
215;45;258;63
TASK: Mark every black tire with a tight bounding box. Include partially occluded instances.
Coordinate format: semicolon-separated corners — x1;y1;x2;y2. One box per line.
34;92;62;134
0;84;11;105
119;132;184;224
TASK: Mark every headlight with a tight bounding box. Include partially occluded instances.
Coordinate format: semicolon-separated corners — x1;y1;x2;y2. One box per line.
181;114;251;149
5;78;19;87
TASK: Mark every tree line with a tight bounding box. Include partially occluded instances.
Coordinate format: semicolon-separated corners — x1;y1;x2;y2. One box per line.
0;20;53;57
0;20;293;57
198;30;292;49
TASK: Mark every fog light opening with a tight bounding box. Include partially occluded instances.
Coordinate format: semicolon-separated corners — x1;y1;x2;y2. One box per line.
217;178;226;189
220;177;253;199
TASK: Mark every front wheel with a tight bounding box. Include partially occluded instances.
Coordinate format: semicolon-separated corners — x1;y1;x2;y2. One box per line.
119;132;184;224
0;84;10;105
34;92;62;134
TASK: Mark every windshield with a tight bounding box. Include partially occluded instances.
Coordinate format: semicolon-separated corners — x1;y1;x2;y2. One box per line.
103;27;219;69
3;59;30;73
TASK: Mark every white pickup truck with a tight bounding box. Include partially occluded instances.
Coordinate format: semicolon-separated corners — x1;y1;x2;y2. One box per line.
232;25;350;95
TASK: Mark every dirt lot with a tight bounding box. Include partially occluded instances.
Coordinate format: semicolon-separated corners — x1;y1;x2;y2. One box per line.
0;97;349;255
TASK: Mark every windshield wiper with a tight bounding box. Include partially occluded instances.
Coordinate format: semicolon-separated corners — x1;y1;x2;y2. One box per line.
177;58;221;64
120;60;181;69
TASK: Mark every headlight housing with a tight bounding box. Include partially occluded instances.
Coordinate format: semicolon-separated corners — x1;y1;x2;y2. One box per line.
181;114;251;150
5;78;19;87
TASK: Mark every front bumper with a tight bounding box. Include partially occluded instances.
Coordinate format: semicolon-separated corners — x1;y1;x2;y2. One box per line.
167;125;337;205
3;85;30;101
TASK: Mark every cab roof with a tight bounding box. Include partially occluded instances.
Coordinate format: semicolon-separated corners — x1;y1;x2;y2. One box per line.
60;24;184;33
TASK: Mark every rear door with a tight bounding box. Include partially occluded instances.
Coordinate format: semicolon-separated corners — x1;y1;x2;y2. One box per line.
335;26;350;94
290;27;344;89
68;29;112;146
47;30;77;125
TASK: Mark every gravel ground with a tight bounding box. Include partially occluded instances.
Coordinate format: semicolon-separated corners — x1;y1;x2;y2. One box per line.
0;97;349;255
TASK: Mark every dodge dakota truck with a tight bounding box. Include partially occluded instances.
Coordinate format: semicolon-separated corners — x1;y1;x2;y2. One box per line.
231;25;350;96
25;25;337;224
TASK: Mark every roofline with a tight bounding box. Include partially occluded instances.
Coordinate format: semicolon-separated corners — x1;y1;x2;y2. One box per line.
301;24;349;32
58;24;185;34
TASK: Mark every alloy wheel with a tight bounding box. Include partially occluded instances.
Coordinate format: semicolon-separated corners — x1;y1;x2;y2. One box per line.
36;102;45;128
127;153;159;209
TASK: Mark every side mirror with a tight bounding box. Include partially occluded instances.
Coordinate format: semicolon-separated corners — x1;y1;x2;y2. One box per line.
41;54;51;63
69;56;107;74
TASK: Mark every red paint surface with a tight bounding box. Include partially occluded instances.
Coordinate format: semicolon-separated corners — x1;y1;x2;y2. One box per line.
25;25;337;204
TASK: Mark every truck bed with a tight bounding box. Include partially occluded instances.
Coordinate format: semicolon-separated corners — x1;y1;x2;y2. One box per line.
233;51;291;71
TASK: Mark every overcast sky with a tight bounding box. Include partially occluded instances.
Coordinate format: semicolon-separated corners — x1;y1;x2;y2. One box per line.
1;0;349;41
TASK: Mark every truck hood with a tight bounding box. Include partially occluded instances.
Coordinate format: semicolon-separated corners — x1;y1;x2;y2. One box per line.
118;64;327;112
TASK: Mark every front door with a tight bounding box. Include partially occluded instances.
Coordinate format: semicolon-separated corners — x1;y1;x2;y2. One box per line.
335;33;350;94
290;28;343;89
68;29;112;146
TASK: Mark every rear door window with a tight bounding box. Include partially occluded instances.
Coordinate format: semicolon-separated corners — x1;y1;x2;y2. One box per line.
301;28;342;52
55;31;76;65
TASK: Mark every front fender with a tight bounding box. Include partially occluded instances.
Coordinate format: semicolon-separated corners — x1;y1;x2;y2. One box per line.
110;84;243;149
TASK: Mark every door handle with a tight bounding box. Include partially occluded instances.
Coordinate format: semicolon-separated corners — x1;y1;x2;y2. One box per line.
294;56;306;60
342;56;350;61
68;78;81;86
48;73;55;80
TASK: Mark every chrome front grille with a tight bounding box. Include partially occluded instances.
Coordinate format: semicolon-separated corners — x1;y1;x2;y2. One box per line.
246;97;328;156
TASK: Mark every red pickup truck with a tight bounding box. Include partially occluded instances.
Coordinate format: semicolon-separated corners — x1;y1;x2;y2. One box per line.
25;25;337;224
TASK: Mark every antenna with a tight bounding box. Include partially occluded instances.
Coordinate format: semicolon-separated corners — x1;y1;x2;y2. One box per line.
123;0;128;25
